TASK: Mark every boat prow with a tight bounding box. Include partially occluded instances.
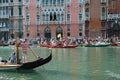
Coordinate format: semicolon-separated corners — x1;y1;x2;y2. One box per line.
17;52;52;70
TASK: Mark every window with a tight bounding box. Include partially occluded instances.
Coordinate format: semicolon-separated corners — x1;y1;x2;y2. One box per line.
11;7;14;16
3;0;5;3
61;12;64;21
10;0;13;2
79;11;82;21
61;0;64;5
26;13;30;24
36;12;40;24
10;20;14;29
26;0;29;7
66;0;71;6
79;32;82;36
67;24;70;31
37;33;40;37
79;24;82;31
27;33;30;37
67;11;70;23
101;7;106;20
19;6;22;16
6;0;8;3
102;7;105;16
19;20;23;30
67;32;70;36
19;0;22;2
36;0;40;7
37;25;40;32
78;0;83;4
85;8;90;20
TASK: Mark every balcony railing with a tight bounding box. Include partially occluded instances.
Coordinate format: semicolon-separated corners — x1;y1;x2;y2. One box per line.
0;3;9;6
107;14;120;20
0;27;9;31
9;2;24;6
0;15;9;18
40;21;65;24
42;4;64;7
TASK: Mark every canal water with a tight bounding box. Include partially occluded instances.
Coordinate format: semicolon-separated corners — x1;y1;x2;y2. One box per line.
0;46;120;80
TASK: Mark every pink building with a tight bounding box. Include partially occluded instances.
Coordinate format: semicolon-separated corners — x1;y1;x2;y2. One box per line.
24;0;85;40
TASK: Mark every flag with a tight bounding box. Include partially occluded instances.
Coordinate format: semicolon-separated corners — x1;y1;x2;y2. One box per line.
57;33;61;38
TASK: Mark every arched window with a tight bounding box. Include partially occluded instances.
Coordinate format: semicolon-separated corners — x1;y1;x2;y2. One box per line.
44;27;51;39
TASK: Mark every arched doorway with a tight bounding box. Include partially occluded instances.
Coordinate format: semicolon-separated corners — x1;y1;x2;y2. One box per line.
56;27;63;40
44;27;51;40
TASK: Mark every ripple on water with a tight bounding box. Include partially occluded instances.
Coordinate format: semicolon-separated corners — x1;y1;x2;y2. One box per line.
105;70;120;80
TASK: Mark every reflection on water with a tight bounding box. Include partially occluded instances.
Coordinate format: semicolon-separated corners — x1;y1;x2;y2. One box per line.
0;46;120;80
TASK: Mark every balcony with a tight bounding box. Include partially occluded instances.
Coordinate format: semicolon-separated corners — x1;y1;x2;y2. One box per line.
107;14;120;21
9;15;23;20
40;21;65;25
42;3;64;7
0;15;9;18
0;27;9;31
9;2;24;6
0;3;9;6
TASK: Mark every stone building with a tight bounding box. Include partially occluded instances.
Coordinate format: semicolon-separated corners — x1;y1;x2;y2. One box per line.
0;0;24;41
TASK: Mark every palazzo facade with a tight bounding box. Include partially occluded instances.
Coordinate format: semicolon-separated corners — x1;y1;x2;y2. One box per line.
24;0;85;39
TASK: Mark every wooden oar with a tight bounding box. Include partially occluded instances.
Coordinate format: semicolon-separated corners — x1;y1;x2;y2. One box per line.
30;47;46;69
29;47;38;60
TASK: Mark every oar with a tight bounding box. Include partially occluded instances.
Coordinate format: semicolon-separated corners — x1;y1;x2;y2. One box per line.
29;47;38;60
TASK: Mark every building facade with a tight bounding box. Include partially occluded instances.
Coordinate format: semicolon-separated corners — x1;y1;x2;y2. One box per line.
24;0;85;40
0;0;24;41
85;0;120;39
107;0;120;38
24;0;120;40
84;0;108;38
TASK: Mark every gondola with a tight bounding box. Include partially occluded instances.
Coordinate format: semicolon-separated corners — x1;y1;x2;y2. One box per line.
17;52;52;70
0;50;52;70
0;39;52;71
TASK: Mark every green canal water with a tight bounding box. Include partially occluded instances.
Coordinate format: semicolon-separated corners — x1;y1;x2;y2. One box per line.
0;46;120;80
